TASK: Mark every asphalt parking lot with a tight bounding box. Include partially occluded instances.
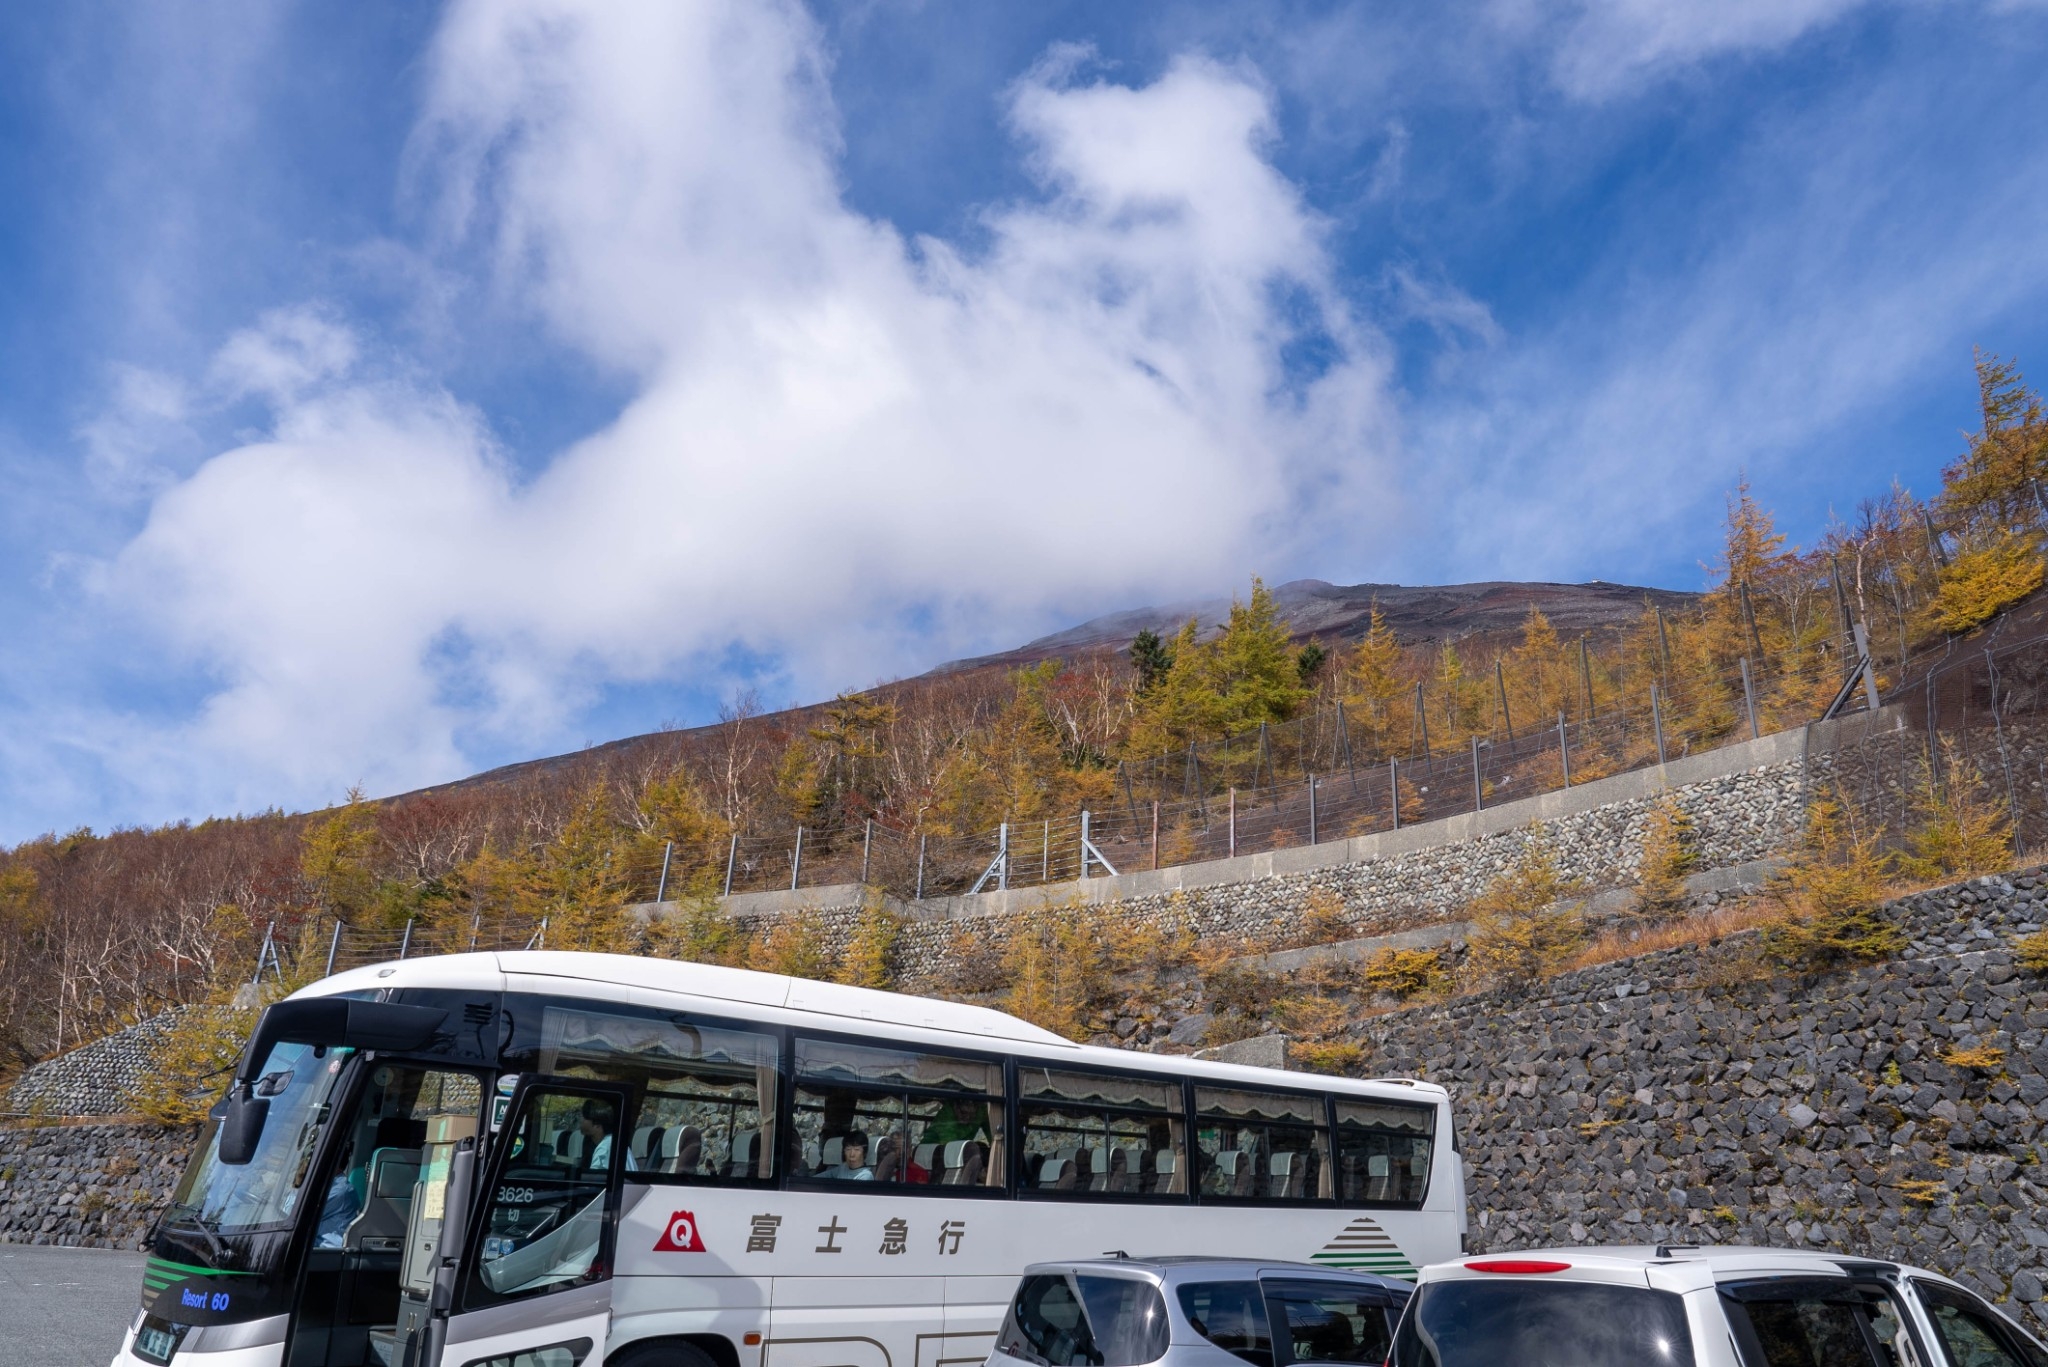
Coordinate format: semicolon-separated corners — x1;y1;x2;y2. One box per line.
0;1244;142;1366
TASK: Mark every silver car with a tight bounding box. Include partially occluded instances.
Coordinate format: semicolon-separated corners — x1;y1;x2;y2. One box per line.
988;1255;1415;1367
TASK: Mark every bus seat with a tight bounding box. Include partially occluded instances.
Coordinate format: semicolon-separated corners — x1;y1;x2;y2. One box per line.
941;1140;986;1186
1076;1148;1102;1191
1038;1157;1070;1189
1109;1144;1141;1193
1153;1151;1183;1195
820;1137;844;1173
343;1148;420;1252
632;1125;660;1165
728;1130;758;1178
555;1126;587;1169
915;1143;939;1180
1022;1152;1045;1187
666;1126;702;1175
1270;1152;1302;1199
1233;1151;1259;1198
1366;1153;1391;1201
872;1135;902;1182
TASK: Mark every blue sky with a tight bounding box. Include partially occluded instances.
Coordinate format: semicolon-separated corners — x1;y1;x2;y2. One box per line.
3;0;2047;841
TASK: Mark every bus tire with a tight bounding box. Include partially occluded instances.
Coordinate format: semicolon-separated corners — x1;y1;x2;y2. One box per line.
609;1337;729;1367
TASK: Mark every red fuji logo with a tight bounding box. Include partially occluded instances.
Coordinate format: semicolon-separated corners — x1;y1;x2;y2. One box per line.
654;1211;706;1252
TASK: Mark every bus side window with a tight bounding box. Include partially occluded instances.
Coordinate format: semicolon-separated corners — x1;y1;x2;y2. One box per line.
1330;1100;1435;1209
512;999;780;1185
1018;1067;1186;1201
790;1037;1006;1191
1193;1088;1330;1204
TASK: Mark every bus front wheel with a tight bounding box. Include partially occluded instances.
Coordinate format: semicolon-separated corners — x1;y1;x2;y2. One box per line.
609;1337;728;1367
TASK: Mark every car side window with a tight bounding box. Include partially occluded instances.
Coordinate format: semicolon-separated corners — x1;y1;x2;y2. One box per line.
1178;1281;1275;1367
1915;1280;2048;1367
1719;1279;1920;1367
1261;1279;1395;1365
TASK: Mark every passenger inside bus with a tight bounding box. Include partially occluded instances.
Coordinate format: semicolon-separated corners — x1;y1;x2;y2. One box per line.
825;1132;874;1179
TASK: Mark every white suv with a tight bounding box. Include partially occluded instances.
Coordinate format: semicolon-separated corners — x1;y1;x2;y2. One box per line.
1390;1245;2048;1367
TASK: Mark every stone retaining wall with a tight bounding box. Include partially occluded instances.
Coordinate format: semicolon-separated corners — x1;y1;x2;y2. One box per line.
0;1122;192;1248
6;1009;186;1120
1353;869;2048;1325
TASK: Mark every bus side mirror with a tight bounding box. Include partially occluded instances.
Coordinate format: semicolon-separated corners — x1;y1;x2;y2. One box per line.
218;1088;271;1166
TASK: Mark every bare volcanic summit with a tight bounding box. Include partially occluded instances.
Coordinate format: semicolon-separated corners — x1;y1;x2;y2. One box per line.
934;577;1696;673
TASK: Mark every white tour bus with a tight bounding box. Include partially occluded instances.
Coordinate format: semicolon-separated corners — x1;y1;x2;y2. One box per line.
115;950;1465;1367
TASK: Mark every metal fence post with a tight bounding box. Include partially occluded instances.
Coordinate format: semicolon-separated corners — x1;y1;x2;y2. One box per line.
1985;648;2028;859
790;827;804;891
1308;775;1319;844
655;840;674;903
252;922;273;984
1471;737;1483;813
723;832;738;898
1042;819;1051;882
1389;759;1400;830
1151;801;1161;870
1739;657;1760;739
325;919;342;978
916;835;927;901
1414;682;1432;756
1651;685;1668;767
1228;788;1237;857
1853;622;1881;711
999;823;1010;892
1080;810;1092;879
861;820;873;885
1495;659;1514;741
1557;712;1571;788
1580;637;1595;721
399;917;413;960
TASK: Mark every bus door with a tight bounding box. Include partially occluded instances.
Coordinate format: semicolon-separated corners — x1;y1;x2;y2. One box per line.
426;1080;631;1367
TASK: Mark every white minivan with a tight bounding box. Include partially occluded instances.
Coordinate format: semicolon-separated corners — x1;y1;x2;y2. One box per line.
1391;1244;2048;1367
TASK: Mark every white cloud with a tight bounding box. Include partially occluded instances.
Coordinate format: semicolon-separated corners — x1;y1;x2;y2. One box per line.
1540;0;1874;99
76;364;190;498
209;306;360;403
81;0;1398;812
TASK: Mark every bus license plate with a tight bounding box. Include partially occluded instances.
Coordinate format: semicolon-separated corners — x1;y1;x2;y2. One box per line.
135;1322;183;1363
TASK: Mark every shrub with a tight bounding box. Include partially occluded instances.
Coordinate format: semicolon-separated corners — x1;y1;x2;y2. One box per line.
1930;532;2045;633
755;910;835;981
1361;947;1448;999
1634;798;1696;915
1291;1041;1366;1075
836;896;902;990
2018;930;2048;974
641;894;743;966
1758;793;1904;972
1288;887;1352;947
1002;901;1114;1040
130;1006;256;1128
1462;835;1586;986
1896;739;2013;883
1941;1043;2006;1072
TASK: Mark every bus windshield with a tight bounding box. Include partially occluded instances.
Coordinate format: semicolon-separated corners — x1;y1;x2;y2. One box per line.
166;1040;350;1235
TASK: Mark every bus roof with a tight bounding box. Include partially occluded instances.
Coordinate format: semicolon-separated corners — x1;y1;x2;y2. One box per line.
295;950;1446;1102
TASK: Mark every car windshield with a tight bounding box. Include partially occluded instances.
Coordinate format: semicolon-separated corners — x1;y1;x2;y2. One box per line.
1391;1279;1696;1367
164;1041;350;1235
